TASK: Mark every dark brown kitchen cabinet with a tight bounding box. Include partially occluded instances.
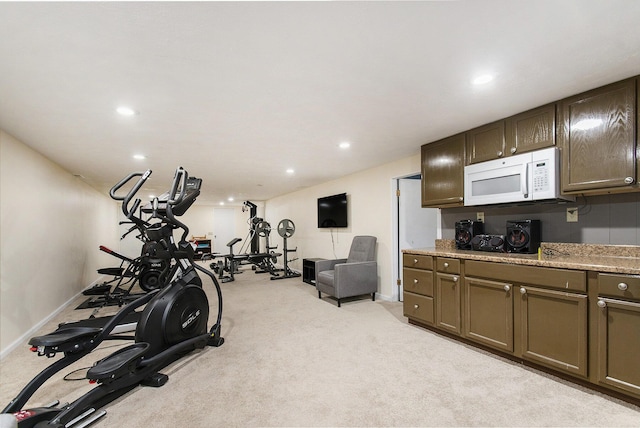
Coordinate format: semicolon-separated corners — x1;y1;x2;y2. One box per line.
505;103;556;156
466;120;505;164
595;273;640;399
464;277;514;353
559;77;638;195
435;257;462;335
421;133;465;208
519;285;588;378
402;254;434;325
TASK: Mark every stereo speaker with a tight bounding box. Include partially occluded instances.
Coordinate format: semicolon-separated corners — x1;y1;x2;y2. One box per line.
455;220;484;250
505;220;541;254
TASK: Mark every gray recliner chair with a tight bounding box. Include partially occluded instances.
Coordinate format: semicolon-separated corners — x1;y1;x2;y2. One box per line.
316;235;377;307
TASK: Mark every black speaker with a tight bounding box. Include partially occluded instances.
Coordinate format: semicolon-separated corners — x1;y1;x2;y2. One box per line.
455;220;484;250
505;220;541;254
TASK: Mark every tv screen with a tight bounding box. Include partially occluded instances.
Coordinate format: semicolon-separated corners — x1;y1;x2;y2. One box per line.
317;193;348;228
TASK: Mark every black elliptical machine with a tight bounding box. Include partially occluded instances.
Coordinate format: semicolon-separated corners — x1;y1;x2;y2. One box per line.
2;167;224;428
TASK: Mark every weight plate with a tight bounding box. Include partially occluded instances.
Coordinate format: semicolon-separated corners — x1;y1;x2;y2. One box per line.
277;219;295;238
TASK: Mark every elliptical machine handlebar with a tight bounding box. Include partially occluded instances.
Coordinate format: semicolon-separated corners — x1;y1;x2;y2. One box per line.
167;167;187;206
109;169;152;220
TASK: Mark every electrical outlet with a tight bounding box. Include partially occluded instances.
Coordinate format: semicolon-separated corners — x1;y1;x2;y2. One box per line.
566;208;578;222
477;212;484;222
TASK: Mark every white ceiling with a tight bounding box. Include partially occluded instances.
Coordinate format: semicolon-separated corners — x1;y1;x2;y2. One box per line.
1;1;639;205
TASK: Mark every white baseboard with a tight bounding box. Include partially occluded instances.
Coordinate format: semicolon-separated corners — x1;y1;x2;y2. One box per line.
0;276;104;361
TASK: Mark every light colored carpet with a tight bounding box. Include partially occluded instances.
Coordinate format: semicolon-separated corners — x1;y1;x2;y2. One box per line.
1;264;639;427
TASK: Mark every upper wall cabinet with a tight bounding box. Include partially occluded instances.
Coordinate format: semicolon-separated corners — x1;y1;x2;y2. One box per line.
505;103;556;156
559;78;638;195
466;120;505;164
467;105;557;165
421;133;465;208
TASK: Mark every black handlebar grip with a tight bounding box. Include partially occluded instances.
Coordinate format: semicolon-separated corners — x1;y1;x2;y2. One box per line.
168;167;187;205
109;170;151;218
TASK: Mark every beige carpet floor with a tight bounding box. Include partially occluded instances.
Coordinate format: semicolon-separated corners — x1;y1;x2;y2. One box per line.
1;263;639;427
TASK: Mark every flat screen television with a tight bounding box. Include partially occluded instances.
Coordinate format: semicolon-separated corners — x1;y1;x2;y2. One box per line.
317;193;348;228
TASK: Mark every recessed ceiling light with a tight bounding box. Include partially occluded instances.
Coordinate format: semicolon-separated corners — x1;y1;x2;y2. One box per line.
286;168;295;174
228;197;234;202
219;202;225;206
133;154;146;160
117;106;137;116
472;74;494;85
339;142;351;149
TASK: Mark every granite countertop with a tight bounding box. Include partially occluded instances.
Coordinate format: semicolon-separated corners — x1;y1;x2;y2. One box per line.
403;241;640;275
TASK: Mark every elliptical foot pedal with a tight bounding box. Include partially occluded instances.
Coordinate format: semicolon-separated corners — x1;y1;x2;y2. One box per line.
141;372;169;387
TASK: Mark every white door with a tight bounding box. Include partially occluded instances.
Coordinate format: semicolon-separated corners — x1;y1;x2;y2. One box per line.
213;208;237;254
395;176;440;301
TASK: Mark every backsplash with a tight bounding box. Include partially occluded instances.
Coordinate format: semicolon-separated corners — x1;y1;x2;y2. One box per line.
440;192;640;245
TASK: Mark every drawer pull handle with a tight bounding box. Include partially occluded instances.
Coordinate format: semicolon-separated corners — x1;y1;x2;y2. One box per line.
624;176;634;184
597;300;606;308
443;262;449;268
413;279;418;284
618;282;628;291
413;258;418;264
520;287;526;295
497;150;503;157
453;276;458;282
504;285;511;292
510;147;517;154
414;304;419;309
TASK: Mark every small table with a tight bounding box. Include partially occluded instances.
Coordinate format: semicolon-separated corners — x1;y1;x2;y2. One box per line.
302;258;326;285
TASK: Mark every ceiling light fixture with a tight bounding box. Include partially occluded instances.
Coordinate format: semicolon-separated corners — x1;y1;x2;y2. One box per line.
339;142;351;149
286;168;295;174
117;106;137;116
472;74;494;85
228;197;234;202
133;154;146;160
219;202;225;206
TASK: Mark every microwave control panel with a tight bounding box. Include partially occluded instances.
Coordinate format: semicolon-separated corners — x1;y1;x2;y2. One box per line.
533;161;550;192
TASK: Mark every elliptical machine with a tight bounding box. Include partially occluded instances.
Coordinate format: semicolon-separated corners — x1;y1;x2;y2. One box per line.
2;167;224;428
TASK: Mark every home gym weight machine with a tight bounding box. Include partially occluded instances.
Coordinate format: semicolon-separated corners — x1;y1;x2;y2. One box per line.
2;167;224;428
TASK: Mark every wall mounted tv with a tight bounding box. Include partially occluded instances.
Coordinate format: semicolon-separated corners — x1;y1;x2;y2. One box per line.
317;193;348;228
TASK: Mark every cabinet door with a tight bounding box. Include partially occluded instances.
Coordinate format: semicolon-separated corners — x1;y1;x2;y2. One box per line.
435;273;461;335
520;286;588;377
421;134;465;207
505;103;556;156
596;297;640;398
466;120;506;164
464;277;514;353
559;78;637;194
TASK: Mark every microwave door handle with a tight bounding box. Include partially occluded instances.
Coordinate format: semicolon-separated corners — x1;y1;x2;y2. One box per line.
521;163;528;197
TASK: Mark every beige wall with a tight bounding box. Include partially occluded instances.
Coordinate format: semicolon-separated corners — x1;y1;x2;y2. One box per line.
0;130;119;356
265;153;421;300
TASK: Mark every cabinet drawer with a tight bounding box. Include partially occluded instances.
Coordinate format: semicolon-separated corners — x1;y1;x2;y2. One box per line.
403;254;433;270
436;257;460;274
403;292;434;325
599;273;640;301
403;268;433;296
465;260;586;292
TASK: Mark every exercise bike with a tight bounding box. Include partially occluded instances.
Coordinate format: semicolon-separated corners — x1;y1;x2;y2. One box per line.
2;167;224;428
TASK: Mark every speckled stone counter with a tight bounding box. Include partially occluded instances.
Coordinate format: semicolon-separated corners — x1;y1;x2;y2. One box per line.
402;240;640;275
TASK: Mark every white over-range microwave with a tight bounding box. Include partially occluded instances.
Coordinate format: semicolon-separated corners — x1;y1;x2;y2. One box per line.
464;147;574;206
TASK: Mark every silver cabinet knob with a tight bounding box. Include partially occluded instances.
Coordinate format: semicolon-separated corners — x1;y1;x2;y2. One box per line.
413;258;418;265
414;304;419;309
597;300;606;308
618;282;628;291
510;147;517;154
453;276;459;282
624;177;634;184
413;279;418;284
504;285;511;292
443;262;449;268
497;151;503;157
520;287;527;295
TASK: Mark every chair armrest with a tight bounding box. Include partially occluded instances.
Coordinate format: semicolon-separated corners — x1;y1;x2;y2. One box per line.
333;261;378;298
315;259;347;273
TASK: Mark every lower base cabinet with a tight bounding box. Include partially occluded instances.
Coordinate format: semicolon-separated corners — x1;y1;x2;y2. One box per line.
435;273;461;335
596;297;640;397
520;286;588;377
464;277;514;353
403;292;434;325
